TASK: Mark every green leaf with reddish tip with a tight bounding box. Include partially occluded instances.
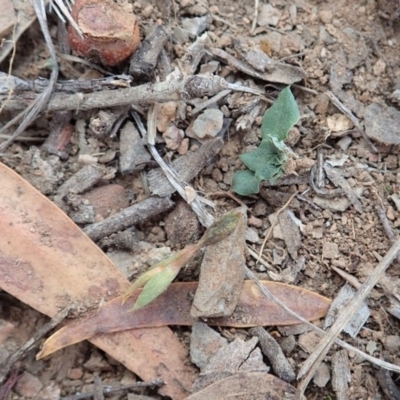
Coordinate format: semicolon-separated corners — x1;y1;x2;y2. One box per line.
199;209;242;247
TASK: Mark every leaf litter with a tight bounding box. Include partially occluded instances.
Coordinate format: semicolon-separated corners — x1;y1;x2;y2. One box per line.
2;0;400;398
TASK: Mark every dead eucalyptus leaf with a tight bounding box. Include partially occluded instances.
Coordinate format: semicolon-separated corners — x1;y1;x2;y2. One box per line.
0;162;195;400
37;280;331;359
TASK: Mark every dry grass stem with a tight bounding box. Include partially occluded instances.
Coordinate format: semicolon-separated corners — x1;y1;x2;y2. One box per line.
296;238;400;399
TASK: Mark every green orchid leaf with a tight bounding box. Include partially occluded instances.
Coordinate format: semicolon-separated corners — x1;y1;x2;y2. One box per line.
232;87;300;196
240;139;282;173
131;265;179;311
254;163;282;181
261;86;300;141
232;170;262;196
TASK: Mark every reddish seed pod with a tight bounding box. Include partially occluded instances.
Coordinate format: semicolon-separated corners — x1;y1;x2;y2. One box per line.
68;0;140;66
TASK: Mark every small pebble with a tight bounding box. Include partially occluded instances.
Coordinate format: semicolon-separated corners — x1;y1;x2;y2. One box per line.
186;109;224;141
258;4;282;27
15;372;43;398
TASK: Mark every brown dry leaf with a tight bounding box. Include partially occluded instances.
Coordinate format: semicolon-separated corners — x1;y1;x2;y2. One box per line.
187;371;302;400
0;162;195;400
37;280;331;359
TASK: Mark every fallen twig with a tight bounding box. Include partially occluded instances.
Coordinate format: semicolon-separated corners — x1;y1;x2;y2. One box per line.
250;0;259;35
61;379;164;400
1;75;263;114
376;203;400;265
83;196;174;241
0;72;132;95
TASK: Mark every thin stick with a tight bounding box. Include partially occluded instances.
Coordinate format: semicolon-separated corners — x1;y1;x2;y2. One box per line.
61;379;164;400
198;0;238;30
0;75;263;114
250;0;259;35
257;190;298;262
208;191;247;208
246;246;275;271
376;203;400;263
325;90;378;153
132;112;215;228
244;266;400;374
296;238;400;399
191;89;231;115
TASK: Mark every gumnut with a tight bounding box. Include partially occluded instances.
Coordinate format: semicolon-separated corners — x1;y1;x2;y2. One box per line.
68;0;140;66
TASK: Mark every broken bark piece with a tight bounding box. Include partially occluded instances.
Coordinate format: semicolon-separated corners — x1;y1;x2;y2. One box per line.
129;25;168;80
36;280;331;359
90;108;127;138
41;112;73;159
119;121;151;174
331;350;351;400
57;164;106;198
190;322;228;370
249;327;295;382
83;196;174;241
365;102;400;145
188;372;299;400
191;207;246;318
324;163;364;213
148;138;224;197
192;337;261;391
324;284;370;338
278;209;302;261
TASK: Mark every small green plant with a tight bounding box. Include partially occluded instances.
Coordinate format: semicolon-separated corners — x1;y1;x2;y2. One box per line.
123;210;241;311
232;86;300;196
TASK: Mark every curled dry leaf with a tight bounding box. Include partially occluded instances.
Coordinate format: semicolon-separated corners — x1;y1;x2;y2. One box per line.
68;0;141;66
37;280;331;359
